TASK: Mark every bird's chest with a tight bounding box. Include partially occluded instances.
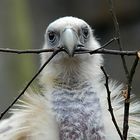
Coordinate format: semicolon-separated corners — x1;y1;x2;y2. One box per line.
51;85;105;140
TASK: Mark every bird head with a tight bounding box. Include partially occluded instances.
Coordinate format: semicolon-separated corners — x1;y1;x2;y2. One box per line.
43;16;101;56
40;17;103;87
44;17;93;57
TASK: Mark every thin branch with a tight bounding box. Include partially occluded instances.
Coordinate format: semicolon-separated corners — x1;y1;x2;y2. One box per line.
90;37;119;52
75;48;138;56
0;42;139;121
79;37;118;54
0;38;138;56
0;47;138;56
123;56;139;140
0;48;54;54
76;37;138;56
101;66;124;140
101;37;118;48
107;0;129;80
0;48;63;120
90;49;137;56
0;37;116;54
107;1;136;139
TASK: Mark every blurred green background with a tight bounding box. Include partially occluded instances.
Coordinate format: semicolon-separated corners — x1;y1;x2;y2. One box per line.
0;0;140;116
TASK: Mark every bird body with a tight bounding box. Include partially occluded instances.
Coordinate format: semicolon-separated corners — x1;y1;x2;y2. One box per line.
0;17;139;140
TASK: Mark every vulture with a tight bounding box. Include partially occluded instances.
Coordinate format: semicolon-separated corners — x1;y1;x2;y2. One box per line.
0;16;139;140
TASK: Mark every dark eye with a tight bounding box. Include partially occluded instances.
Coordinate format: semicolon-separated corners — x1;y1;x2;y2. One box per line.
82;27;89;38
48;31;56;43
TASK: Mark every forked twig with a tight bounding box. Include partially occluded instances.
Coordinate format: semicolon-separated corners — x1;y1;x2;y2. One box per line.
107;0;139;139
123;55;139;139
0;38;138;56
0;48;63;120
0;47;138;56
0;36;139;120
0;39;139;120
101;66;124;140
0;37;114;54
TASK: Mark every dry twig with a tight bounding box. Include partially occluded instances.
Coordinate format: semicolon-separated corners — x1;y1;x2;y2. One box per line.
101;66;124;140
123;56;139;139
0;40;139;120
0;48;64;120
0;37;138;56
106;0;140;139
0;48;54;54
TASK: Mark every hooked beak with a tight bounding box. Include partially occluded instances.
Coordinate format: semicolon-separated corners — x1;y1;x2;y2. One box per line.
61;28;78;57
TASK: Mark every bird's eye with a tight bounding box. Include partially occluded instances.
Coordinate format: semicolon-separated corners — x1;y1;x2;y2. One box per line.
48;31;56;43
82;27;89;39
